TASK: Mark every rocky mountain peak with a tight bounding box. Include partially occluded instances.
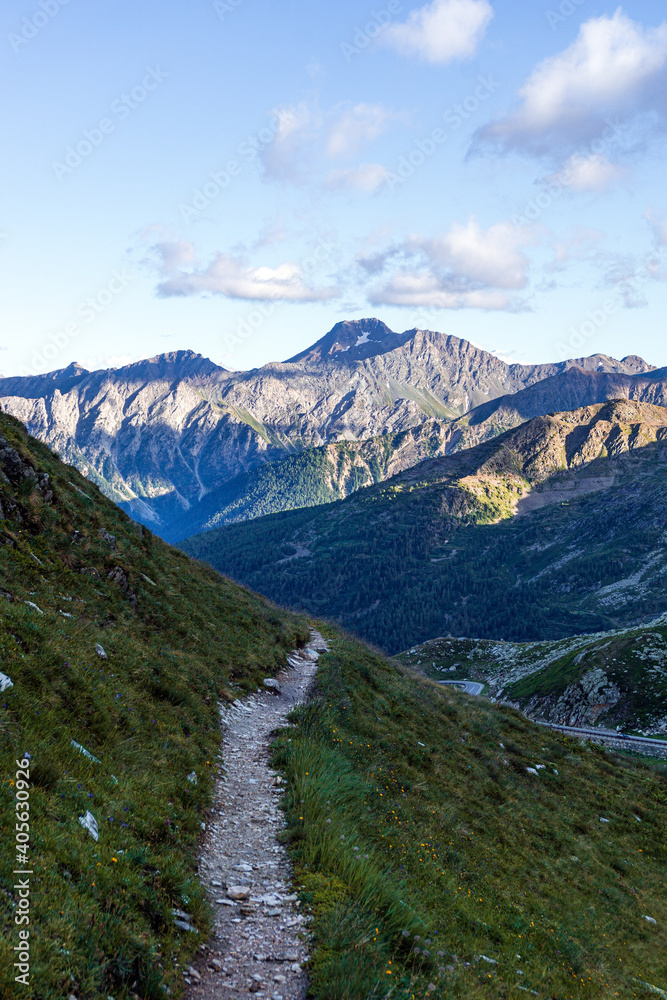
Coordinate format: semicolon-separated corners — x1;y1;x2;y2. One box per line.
620;354;657;373
285;318;412;364
112;349;227;383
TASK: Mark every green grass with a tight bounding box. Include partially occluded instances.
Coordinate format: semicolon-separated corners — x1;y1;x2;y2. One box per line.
398;624;667;736
0;412;307;999
3;409;667;1000
274;632;666;1000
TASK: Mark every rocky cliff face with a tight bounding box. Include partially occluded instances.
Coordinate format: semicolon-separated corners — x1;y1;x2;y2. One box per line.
524;668;623;728
0;321;657;536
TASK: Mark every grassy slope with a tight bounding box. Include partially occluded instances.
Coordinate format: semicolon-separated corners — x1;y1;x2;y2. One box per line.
276;633;666;1000
397;621;667;736
0;412;307;1000
2;410;666;1000
180;409;667;654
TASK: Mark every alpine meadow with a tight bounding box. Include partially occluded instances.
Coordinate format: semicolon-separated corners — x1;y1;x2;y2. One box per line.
2;1;667;999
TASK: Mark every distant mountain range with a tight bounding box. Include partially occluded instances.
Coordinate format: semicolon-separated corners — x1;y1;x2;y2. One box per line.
180;399;667;653
171;360;667;541
0;319;662;540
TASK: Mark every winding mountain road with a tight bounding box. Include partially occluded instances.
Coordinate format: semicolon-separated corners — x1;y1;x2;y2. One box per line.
436;679;485;696
435;680;667;759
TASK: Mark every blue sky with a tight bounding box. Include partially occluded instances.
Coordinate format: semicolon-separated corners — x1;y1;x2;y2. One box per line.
1;0;667;376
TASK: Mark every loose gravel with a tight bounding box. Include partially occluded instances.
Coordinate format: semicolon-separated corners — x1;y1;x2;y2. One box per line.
184;630;328;1000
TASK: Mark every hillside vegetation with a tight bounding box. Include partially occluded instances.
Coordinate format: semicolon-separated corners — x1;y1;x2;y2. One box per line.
181;400;667;653
168;424;453;542
0;411;307;999
2;409;666;1000
398;615;667;736
276;632;666;999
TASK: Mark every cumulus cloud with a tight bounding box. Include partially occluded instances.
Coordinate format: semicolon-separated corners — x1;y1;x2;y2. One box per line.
545;152;627;192
152;241;339;302
476;10;667;156
380;0;493;64
324;163;390;193
415;219;532;289
361;217;535;310
260;101;398;185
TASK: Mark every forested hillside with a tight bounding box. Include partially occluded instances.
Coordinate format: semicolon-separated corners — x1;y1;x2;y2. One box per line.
181;400;667;653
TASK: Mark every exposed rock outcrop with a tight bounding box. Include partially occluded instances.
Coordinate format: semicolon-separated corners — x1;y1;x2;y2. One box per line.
526;668;623;728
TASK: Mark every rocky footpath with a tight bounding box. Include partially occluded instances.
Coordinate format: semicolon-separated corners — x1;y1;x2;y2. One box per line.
183;631;328;1000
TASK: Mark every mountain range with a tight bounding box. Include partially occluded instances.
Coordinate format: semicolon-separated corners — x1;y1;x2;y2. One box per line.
181;398;667;654
0;319;661;540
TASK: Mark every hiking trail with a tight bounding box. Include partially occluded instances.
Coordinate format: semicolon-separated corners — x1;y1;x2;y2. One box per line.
184;629;329;1000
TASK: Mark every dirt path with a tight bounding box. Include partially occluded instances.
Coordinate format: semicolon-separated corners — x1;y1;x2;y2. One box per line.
184;630;328;1000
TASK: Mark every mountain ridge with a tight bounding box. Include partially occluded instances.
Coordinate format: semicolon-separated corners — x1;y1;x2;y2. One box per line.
180;398;667;653
166;365;667;540
0;319;659;539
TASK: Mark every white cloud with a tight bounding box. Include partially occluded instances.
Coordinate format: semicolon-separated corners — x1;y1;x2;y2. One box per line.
153;241;339;302
414;219;532;289
362;217;535;310
546;152;627;192
646;210;667;246
600;253;651;308
380;0;493;64
369;273;513;309
325;104;394;158
260;102;397;185
260;103;318;183
476;10;667;155
324;163;390;193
